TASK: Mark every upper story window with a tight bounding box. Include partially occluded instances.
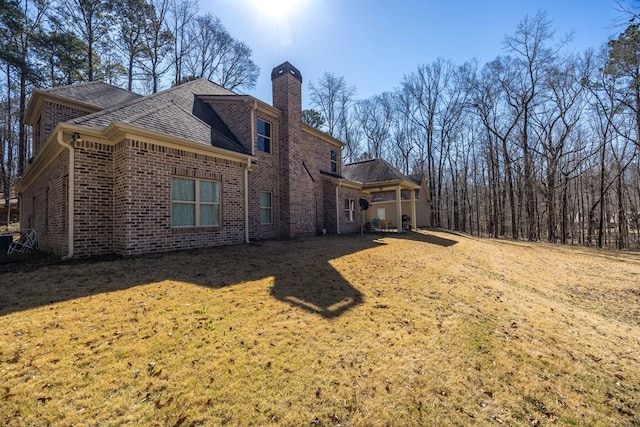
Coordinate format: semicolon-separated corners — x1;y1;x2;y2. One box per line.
171;177;220;227
257;119;271;153
331;150;338;173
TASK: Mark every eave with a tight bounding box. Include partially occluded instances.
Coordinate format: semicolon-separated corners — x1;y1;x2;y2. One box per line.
302;124;344;149
17;121;255;192
197;94;282;119
25;89;101;125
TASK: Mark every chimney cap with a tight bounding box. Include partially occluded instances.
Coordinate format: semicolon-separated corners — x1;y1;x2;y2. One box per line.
271;61;303;83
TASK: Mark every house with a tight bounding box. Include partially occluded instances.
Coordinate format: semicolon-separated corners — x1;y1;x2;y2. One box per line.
342;159;432;230
17;62;431;258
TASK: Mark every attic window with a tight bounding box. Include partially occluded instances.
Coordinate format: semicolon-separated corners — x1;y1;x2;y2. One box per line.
330;150;338;173
257;119;271;153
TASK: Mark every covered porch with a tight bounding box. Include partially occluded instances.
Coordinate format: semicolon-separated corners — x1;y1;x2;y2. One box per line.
363;180;420;234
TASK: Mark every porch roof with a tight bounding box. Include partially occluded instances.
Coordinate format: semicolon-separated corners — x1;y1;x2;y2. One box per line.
342;158;419;190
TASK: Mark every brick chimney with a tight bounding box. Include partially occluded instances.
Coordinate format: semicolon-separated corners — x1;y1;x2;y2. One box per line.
271;61;302;124
271;61;314;237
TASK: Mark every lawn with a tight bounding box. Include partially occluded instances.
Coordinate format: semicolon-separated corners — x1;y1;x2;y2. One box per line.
1;229;639;426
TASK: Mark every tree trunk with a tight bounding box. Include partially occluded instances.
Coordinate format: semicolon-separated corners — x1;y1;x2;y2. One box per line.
546;161;557;242
598;141;606;248
18;72;27;176
502;138;518;239
617;169;627;249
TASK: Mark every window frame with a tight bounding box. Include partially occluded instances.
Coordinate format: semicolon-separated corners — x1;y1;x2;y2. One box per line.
259;191;273;225
257;119;272;153
330;149;338;173
171;177;221;228
344;198;356;223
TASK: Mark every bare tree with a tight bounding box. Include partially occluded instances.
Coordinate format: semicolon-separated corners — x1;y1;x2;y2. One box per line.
58;0;112;82
111;0;153;91
472;57;522;238
139;0;173;93
503;11;567;240
1;0;47;175
533;53;589;242
308;72;358;161
182;13;258;91
168;0;197;87
355;92;393;159
390;90;416;175
401;58;451;226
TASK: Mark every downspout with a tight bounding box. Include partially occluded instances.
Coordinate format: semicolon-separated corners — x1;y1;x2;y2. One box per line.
245;99;257;243
336;179;342;234
57;131;75;260
244;158;250;243
249;99;257;156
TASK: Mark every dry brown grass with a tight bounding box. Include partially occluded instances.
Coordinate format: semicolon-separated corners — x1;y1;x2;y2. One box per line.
1;229;639;426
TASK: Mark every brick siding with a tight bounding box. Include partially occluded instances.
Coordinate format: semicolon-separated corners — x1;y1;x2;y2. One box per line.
111;139;246;256
19;150;70;255
33;102;92;157
24;64;372;258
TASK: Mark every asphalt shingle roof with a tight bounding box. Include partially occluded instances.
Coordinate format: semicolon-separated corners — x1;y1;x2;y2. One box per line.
41;81;142;109
69;79;249;155
342;158;408;184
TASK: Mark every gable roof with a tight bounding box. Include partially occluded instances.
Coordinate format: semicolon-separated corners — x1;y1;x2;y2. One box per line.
38;81;142;110
25;81;144;125
408;173;425;186
342;158;410;185
69;79;249;155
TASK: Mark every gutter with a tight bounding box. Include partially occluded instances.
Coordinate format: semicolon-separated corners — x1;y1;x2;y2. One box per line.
57;131;75;260
244;158;250;243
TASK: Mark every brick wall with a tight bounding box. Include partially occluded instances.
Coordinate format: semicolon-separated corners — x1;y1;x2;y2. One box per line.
206;99;283;241
34;102;91;157
339;186;364;234
19;150;70;255
322;181;337;234
111;139;246;256
272;66;316;237
207;100;253;154
248;111;281;240
73;139;114;257
300;130;343;233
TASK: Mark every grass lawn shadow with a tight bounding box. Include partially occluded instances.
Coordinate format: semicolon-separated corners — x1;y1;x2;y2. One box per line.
0;234;392;318
382;228;459;247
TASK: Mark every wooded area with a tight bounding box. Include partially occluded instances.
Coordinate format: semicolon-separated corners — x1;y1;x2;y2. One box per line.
2;1;640;249
307;11;640;249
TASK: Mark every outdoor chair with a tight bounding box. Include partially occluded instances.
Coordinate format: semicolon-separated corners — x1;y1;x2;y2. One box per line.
7;229;38;255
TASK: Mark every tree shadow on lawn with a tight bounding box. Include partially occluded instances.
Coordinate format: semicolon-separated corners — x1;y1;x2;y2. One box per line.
0;231;459;318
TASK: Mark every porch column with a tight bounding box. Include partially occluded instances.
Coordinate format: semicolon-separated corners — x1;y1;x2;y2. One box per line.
395;186;402;233
411;188;417;230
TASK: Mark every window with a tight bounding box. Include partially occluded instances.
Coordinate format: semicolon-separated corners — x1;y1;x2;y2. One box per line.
257;119;271;153
377;208;386;221
171;177;220;227
344;199;356;222
259;191;273;224
330;150;338;173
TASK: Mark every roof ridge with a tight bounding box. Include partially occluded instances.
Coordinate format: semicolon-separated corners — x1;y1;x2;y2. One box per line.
344;158;377;166
72;79;232;125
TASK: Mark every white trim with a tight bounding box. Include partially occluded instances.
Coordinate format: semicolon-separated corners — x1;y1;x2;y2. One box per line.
57;132;75;260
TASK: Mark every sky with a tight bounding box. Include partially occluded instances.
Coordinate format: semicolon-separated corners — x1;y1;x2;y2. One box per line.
202;0;626;108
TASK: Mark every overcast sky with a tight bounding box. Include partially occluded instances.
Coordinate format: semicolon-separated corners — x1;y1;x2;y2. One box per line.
203;0;625;107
